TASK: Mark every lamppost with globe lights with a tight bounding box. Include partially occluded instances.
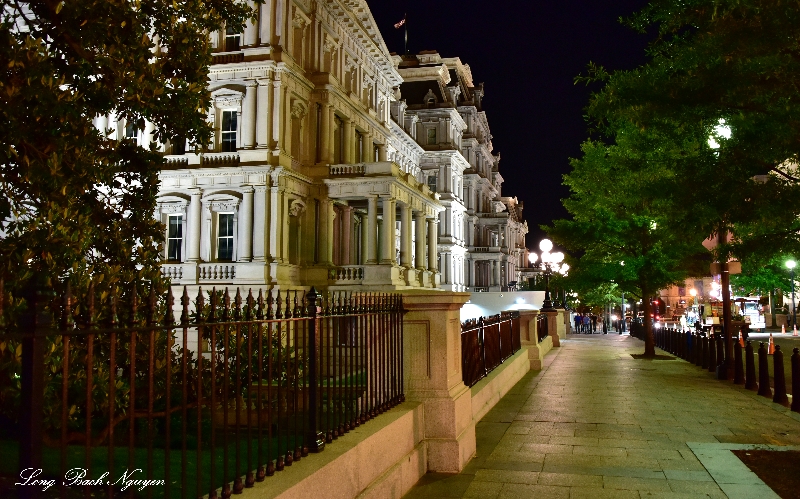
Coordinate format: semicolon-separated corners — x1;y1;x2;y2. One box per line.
787;259;796;329
527;239;565;312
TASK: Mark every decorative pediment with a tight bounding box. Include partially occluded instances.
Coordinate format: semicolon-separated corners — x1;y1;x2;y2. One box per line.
210;87;244;111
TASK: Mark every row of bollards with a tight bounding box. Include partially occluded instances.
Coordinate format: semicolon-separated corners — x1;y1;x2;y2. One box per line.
653;327;798;412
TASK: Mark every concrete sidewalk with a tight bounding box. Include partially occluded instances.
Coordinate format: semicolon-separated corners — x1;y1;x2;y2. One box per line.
403;334;800;499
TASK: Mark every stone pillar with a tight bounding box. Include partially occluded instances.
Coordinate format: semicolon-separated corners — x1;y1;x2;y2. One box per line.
256;79;270;148
400;203;412;268
380;196;396;264
360;213;368;265
325;200;335;265
259;1;272;43
545;310;561;347
402;291;474;472
343;117;354;164
493;260;500;287
242;81;257;149
269;173;284;262
320;102;330;163
238;186;254;261
342;205;353;265
378;143;387;162
271;74;282;152
469;260;475;287
252;185;267;261
366;196;378;264
427;218;438;272
414;212;426;269
364;132;374;162
557;309;567;340
328;107;336;164
244;4;258;46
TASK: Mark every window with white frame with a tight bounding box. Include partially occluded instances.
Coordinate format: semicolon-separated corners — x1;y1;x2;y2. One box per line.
225;26;241;52
221;110;237;152
167;215;183;261
217;213;235;261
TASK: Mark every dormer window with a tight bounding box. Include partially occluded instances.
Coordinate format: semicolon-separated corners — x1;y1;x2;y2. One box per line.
225;26;241;52
423;88;437;106
427;174;437;192
426;128;437;146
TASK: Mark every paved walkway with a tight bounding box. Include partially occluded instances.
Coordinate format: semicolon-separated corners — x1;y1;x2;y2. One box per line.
403;334;800;499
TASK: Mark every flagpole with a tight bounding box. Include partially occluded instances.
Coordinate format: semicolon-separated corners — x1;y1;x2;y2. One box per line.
404;13;408;54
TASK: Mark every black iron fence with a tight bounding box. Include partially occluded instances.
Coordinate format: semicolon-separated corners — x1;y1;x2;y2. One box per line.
460;312;521;387
536;314;549;343
0;279;404;498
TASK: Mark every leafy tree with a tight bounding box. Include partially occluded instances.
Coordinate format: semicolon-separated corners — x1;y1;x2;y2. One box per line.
582;0;800;263
547;122;710;356
1;0;257;309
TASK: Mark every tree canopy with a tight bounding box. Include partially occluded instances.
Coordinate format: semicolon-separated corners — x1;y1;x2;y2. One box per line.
1;0;257;314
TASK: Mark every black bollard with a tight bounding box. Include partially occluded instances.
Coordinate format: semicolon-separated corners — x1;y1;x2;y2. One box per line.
716;336;727;380
702;335;709;370
708;332;716;372
757;342;772;398
772;346;789;406
745;341;758;391
733;339;744;385
695;332;703;366
792;348;799;413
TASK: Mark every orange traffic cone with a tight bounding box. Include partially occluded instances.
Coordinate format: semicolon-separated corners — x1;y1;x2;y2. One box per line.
794;324;798;337
782;324;786;334
768;333;776;355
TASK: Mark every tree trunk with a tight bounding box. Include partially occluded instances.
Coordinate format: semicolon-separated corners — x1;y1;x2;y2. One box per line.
642;295;655;356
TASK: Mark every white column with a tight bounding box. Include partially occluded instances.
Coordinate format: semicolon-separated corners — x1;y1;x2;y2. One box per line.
469;260;475;287
252;185;267;261
271;74;282;152
493;260;501;286
256;79;270;148
400;203;412;268
244;1;258;46
142;120;155;150
269;173;284;262
238;186;254;261
360;213;368;265
259;1;272;44
378;143;387;162
427;218;438;272
342;206;353;265
415;212;426;269
242;81;257;149
187;189;203;262
380;196;396;264
96;114;108;135
367;196;378;264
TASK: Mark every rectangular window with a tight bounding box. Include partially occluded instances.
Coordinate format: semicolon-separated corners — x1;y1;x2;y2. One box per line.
217;213;234;261
125;121;138;141
221;111;237;152
427;128;437;145
225;26;241;52
427;175;437;193
172;137;186;155
167;215;183;261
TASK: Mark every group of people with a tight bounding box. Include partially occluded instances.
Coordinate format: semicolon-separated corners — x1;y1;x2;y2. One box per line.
573;313;599;334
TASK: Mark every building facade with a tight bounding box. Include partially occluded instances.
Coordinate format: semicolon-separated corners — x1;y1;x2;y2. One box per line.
95;0;527;292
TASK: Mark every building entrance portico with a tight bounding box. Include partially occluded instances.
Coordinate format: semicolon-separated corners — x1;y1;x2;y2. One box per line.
324;161;443;290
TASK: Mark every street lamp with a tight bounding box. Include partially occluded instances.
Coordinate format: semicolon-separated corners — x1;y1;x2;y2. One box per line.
787;259;796;328
528;239;564;312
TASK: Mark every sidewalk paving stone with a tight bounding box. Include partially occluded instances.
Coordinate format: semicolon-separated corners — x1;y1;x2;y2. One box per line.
402;333;800;499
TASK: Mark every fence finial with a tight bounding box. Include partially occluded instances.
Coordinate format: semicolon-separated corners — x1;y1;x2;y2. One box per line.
234;288;242;321
164;286;175;325
180;286;190;325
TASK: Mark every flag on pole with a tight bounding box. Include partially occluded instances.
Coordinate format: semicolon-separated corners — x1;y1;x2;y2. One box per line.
394;17;406;29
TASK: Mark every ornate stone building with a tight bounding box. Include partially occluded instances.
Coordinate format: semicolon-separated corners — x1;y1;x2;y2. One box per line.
95;0;527;292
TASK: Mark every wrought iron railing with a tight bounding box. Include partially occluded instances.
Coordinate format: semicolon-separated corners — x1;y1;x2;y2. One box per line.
0;279;404;498
536;314;548;343
460;312;521;387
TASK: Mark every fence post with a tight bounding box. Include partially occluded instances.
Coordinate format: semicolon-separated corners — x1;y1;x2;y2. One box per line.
305;287;325;453
19;273;55;499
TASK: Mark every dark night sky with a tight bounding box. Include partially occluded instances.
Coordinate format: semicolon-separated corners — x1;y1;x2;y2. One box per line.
367;0;652;245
